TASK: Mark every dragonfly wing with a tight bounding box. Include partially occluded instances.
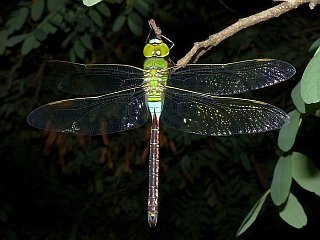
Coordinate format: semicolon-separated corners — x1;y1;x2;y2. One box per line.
42;60;145;95
27;88;149;136
161;86;289;136
168;59;295;95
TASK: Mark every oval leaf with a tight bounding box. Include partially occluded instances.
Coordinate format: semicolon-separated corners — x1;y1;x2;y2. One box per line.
97;2;111;17
279;193;307;228
21;34;40;55
127;12;143;36
277;110;301;152
88;9;103;27
271;156;292;206
7;34;27;47
112;15;126;32
292;151;320;196
80;34;93;50
31;0;45;21
301;51;320;104
291;81;306;113
12;7;29;31
0;31;8;54
236;189;270;236
74;40;85;59
83;0;102;7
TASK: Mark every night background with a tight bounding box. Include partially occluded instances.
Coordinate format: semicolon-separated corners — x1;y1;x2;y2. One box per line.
1;0;320;239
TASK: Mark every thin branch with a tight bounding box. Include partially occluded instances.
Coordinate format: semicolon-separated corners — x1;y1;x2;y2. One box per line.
176;0;320;67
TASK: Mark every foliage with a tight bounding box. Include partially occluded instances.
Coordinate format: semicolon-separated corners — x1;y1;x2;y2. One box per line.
1;0;320;240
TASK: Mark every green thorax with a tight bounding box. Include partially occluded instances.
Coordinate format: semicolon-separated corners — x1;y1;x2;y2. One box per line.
143;38;169;102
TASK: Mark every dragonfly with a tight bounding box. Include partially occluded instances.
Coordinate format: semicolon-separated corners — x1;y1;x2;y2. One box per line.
27;23;296;227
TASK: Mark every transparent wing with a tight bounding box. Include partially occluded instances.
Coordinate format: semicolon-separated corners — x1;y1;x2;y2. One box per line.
168;59;295;95
160;86;289;136
42;60;145;95
27;88;149;136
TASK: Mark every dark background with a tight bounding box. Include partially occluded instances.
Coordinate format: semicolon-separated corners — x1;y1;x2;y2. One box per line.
1;0;320;239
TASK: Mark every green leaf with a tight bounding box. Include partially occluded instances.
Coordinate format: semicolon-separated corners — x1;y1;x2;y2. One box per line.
88;9;103;27
95;178;104;193
69;48;76;62
42;22;58;34
271;156;292;206
21;34;40;55
7;7;29;33
49;13;64;26
134;0;150;17
112;15;126;32
31;0;45;21
34;28;48;41
74;40;85;59
47;0;63;12
97;2;111;17
236;189;270;236
0;209;7;222
0;31;7;54
80;34;93;50
127;12;143;36
291;81;306;113
277;110;301;152
279;193;307;228
291;151;320;196
83;0;102;7
301;51;320;104
7;34;28;47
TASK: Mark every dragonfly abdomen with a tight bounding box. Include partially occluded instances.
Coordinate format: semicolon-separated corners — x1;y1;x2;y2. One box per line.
147;113;160;227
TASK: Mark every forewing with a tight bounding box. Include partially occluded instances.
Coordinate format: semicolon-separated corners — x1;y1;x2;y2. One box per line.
27;88;149;136
168;59;295;95
161;86;289;136
42;60;145;95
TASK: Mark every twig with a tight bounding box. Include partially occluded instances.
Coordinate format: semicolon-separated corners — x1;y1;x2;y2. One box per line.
176;0;320;67
148;19;162;39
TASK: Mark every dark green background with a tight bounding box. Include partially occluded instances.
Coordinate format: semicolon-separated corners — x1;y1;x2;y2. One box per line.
1;0;320;239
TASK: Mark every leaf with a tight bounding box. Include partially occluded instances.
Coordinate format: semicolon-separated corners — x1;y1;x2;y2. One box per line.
134;0;150;17
97;2;111;17
0;31;7;54
7;7;29;33
21;34;40;55
291;81;306;113
34;28;48;41
291;151;320;196
236;189;270;236
83;0;102;7
0;209;7;222
74;40;85;59
127;12;143;36
42;22;58;34
279;193;307;228
301;51;320;104
112;15;126;32
95;178;103;193
47;0;63;12
271;156;292;206
277;110;301;152
7;34;27;47
49;13;64;26
88;9;103;27
80;34;93;50
31;0;45;21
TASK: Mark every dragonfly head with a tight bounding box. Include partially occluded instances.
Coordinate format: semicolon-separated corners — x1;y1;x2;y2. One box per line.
143;38;169;58
148;211;158;227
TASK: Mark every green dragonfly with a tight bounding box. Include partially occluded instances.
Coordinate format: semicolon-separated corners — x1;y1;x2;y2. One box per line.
27;28;295;227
